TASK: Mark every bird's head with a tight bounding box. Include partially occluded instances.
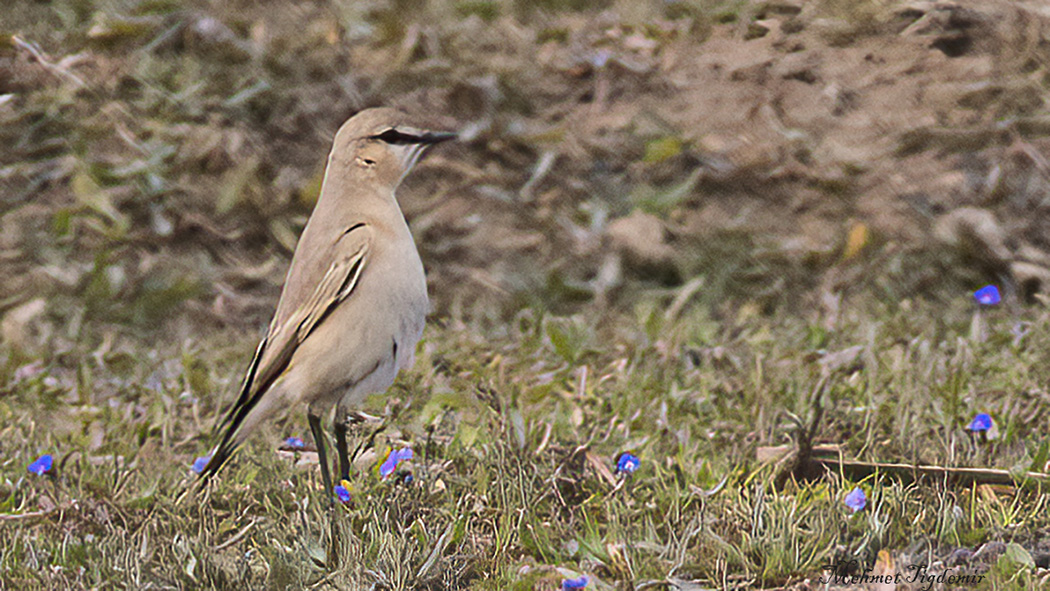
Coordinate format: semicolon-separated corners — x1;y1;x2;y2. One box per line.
331;108;456;189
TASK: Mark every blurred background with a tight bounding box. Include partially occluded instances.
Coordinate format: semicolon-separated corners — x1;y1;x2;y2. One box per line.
3;0;1050;364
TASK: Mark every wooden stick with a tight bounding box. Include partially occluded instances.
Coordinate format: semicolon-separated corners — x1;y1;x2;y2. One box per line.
759;444;1050;488
808;457;1050;487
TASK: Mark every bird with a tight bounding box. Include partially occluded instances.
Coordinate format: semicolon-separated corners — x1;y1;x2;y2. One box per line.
199;107;455;497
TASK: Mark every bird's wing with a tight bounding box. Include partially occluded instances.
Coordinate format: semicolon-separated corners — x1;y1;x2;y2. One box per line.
201;223;373;477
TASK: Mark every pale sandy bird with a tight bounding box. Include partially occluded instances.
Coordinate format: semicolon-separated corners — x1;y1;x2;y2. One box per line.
200;108;454;495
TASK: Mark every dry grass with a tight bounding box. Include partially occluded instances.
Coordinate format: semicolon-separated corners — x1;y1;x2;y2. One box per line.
4;0;1050;589
3;294;1050;588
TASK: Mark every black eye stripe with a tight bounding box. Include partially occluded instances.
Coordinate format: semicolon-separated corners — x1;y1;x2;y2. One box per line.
371;129;420;145
370;128;457;145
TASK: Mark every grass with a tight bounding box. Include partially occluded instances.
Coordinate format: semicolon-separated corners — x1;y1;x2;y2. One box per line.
4;0;1050;588
2;290;1049;589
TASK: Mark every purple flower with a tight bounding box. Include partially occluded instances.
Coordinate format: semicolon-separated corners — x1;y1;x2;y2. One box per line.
615;452;640;475
27;454;53;476
284;436;305;449
334;484;351;503
379;447;413;479
562;575;589;590
192;455;211;474
845;487;866;513
974;285;1000;306
968;413;993;432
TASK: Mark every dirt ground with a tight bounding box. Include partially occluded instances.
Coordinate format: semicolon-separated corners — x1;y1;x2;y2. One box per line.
4;0;1050;351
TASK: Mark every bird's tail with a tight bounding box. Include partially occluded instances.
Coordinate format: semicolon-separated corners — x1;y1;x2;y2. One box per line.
197;432;237;482
197;337;270;482
195;405;248;486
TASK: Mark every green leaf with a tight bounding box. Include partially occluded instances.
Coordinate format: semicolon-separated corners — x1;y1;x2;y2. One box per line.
1002;543;1035;569
1029;440;1049;473
181;353;211;397
546;321;575;363
87;13;163;43
643;136;683;163
644;304;663;343
455;422;480;449
72;169;129;238
544;316;593;363
630;167;702;215
456;1;500;21
473;462;489;496
510;408;526;450
52;208;74;237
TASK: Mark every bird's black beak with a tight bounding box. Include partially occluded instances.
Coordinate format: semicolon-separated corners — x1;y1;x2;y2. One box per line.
417;131;457;144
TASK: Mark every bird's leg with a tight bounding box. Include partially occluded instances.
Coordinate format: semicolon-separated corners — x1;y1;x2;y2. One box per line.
308;412;334;504
334;416;351;482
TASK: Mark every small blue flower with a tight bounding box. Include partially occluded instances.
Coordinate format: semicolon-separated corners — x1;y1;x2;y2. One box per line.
562;575;589;590
334;484;352;503
968;413;993;432
27;454;53;476
616;452;640;475
845;487;866;513
379;447;413;479
284;436;305;449
192;455;212;474
974;285;1001;306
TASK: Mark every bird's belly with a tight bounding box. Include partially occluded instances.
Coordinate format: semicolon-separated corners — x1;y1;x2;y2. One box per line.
289;271;426;415
337;353;398;409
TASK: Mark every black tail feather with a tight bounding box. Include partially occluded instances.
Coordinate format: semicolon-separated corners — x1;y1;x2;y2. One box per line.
197;336;270;482
198;437;237;482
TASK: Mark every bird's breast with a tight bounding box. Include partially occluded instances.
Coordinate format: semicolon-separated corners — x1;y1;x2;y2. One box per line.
373;230;427;370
